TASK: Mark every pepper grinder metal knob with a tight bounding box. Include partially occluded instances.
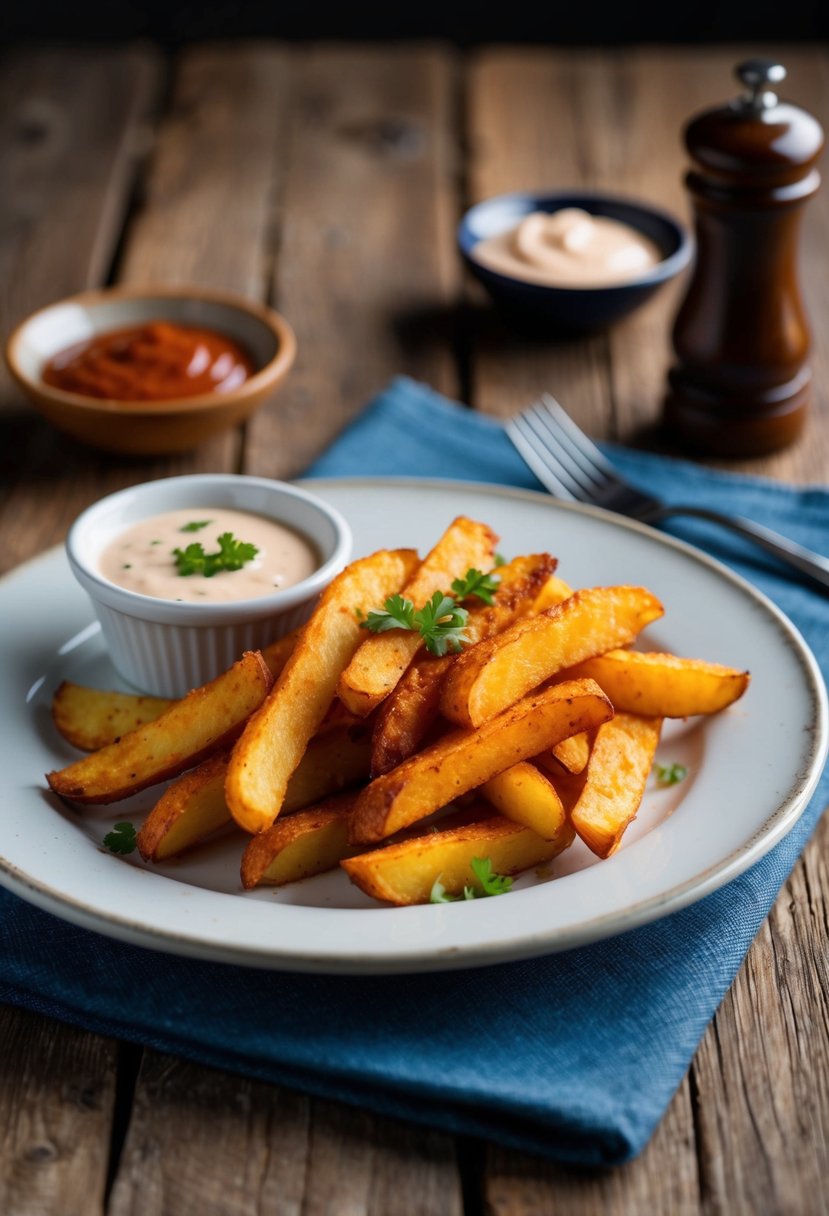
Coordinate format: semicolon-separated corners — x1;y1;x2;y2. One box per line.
664;60;824;456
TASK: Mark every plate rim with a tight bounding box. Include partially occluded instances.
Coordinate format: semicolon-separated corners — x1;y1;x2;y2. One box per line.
1;475;826;974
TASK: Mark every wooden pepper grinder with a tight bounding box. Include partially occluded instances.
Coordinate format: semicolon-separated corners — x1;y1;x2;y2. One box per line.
664;59;824;456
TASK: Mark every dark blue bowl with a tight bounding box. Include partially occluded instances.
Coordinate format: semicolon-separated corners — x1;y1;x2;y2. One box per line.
458;190;692;335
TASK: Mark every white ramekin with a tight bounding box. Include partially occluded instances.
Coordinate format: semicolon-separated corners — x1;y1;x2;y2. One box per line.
66;474;352;697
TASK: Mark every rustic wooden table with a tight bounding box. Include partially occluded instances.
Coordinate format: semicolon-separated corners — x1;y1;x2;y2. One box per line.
1;41;828;1216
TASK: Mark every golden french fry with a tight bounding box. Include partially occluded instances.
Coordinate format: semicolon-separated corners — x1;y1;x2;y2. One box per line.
342;810;571;906
567;650;750;717
531;574;574;611
137;752;234;862
337;516;498;717
570;712;663;858
241;793;361;889
260;631;300;679
370;552;560;776
551;731;591;774
138;717;372;862
440;585;664;728
481;761;575;844
350;678;614;844
282;720;373;812
47;651;274;805
51;682;173;752
225;549;419;834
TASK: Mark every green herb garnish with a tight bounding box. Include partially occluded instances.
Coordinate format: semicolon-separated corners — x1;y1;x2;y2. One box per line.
361;567;500;656
654;762;688;786
493;552;507;567
103;822;137;854
450;567;501;606
180;520;213;533
363;590;469;656
173;532;259;578
429;857;513;903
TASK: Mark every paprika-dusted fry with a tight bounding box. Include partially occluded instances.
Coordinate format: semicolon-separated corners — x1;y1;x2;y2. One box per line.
225;549;419;834
342;810;572;906
337;516;498;717
350;678;614;844
47;651;273;805
570;712;663;858
440;585;664;728
370;553;559;775
241;793;361;889
566;649;750;717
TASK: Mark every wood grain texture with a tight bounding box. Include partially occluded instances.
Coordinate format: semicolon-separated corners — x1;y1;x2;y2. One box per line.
0;1007;116;1216
109;1052;464;1216
118;42;291;296
2;42;829;1216
0;46;164;573
244;45;460;479
690;815;829;1216
464;50;613;429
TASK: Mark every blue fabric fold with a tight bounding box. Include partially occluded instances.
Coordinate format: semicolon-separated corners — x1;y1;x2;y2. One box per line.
1;375;827;1165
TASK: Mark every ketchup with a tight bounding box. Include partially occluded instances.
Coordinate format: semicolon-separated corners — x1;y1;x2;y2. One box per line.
43;322;256;402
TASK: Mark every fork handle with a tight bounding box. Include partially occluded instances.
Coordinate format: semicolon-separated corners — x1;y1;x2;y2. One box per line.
651;505;829;591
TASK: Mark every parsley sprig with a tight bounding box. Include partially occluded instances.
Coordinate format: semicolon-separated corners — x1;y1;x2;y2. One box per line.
429;857;514;903
103;822;137;854
450;567;500;606
654;761;688;786
173;532;259;578
179;519;213;533
361;567;501;656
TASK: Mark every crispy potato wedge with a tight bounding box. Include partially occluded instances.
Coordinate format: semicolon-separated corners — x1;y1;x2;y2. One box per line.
241;793;361;889
282;720;373;812
551;731;591;774
342;810;571;906
337;517;498;716
260;631;300;679
52;633;296;756
532;574;574;611
137;752;233;862
225;549;419;834
570;712;662;858
370;654;450;777
481;761;575;844
47;651;273;805
440;585;664;728
138;718;372;862
567;650;750;717
350;678;614;844
370;553;559;776
52;683;173;752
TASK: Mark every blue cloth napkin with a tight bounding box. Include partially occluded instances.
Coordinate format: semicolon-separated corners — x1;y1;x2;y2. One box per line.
1;376;827;1165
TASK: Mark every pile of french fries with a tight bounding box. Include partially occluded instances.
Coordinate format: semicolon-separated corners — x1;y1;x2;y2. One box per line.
47;516;750;905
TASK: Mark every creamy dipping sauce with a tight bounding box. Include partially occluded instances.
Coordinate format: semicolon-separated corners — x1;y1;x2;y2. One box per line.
472;208;662;288
100;508;319;603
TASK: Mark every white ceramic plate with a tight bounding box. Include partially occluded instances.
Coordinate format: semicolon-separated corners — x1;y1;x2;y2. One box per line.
1;479;826;973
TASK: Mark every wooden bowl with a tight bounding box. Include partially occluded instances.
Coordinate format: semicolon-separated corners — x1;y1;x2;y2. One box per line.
4;286;297;455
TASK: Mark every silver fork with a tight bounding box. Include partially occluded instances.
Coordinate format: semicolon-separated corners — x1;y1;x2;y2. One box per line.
506;395;829;592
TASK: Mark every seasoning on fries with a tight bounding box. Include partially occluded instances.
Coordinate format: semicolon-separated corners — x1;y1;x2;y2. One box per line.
46;515;750;907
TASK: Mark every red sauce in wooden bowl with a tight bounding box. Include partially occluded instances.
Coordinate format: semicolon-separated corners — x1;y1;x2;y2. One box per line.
42;322;256;402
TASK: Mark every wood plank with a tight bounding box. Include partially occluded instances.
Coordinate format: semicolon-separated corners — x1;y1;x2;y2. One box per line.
690;818;829;1215
244;44;460;479
0;46;163;573
0;1006;117;1216
483;1077;700;1215
0;46;162;365
464;50;613;431
118;42;292;297
109;1051;464;1216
